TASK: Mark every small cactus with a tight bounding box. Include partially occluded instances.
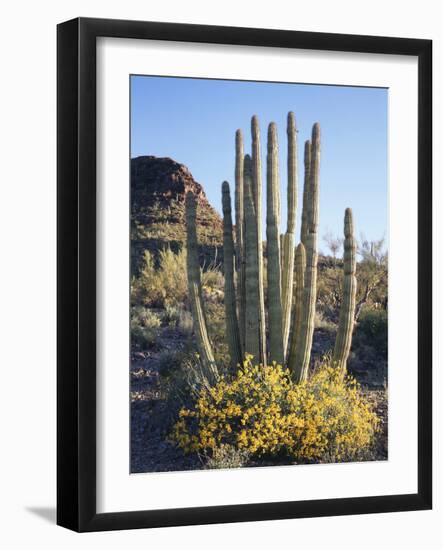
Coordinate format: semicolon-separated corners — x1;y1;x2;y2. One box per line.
333;208;357;375
287;242;306;381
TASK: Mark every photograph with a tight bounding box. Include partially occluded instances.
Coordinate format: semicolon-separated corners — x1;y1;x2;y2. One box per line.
130;75;388;474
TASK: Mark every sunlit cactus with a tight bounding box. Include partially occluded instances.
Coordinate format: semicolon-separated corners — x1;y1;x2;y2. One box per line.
287;242;306;382
243;155;261;361
235;129;245;350
185;113;357;385
222;181;243;369
333;208;357;375
185;192;217;380
266;122;284;365
251;116;267;365
281;112;297;359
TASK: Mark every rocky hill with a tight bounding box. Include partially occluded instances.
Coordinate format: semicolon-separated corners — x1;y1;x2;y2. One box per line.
131;156;223;274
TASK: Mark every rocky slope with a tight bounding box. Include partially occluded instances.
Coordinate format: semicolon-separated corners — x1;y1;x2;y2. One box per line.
131;156;223;274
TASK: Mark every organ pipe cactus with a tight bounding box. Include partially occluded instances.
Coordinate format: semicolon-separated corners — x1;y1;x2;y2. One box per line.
291;123;321;381
266;122;284;365
281;112;297;359
185;192;218;381
333;208;357;375
251;116;267;365
243;155;261;360
185;112;357;383
234;130;245;349
288;242;306;383
222;181;243;369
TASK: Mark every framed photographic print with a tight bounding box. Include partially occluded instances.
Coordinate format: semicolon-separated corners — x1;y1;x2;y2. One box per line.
57;17;432;532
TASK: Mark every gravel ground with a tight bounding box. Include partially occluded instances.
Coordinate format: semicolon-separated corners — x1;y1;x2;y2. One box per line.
130;351;201;474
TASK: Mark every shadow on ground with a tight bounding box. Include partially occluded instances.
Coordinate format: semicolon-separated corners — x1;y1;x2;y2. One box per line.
26;507;56;524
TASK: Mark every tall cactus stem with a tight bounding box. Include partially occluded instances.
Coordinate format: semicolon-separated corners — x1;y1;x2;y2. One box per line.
287;242;306;380
185;192;217;380
243;155;261;361
300;140;311;246
235;130;246;350
266;122;284;364
222;181;243;369
333;208;357;375
251;116;267;365
281;112;298;359
293;123;320;381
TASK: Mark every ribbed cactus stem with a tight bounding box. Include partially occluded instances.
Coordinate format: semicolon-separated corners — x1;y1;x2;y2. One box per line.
235;130;246;350
243;155;261;362
287;242;306;381
266;123;284;364
251;116;267;365
185;192;217;379
333;208;357;375
281;112;297;359
300;140;311;246
222;181;243;369
293;123;320;381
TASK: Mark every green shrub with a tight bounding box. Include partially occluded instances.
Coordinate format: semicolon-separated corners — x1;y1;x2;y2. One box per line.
131;248;188;308
131;306;162;329
130;306;161;350
177;309;194;336
204;445;250;470
131;324;159;350
354;308;387;355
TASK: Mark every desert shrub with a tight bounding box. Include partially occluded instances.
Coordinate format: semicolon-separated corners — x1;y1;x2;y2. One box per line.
314;310;336;331
202;265;224;292
172;358;379;463
160;351;219;422
177;309;194;336
354;308;387;355
131;248;188;308
161;304;182;327
204;445;250;470
157;349;186;379
130;306;161;350
131;306;162;329
131;324;159;350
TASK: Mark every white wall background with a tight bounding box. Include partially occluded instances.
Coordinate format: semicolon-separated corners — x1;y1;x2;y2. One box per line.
0;1;440;547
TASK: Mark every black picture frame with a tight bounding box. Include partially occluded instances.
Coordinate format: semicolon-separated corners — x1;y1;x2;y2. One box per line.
57;17;432;532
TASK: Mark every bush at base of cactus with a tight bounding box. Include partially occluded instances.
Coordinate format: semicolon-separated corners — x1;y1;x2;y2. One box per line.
172;357;379;463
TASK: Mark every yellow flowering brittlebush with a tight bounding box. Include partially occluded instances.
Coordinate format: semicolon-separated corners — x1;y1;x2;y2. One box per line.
172;357;380;463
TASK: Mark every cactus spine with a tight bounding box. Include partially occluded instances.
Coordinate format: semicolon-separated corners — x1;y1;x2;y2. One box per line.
266;123;284;365
281;112;297;359
333;208;357;375
222;181;243;369
243;155;261;361
251;116;267;365
235;130;246;349
185;192;217;380
292;123;320;382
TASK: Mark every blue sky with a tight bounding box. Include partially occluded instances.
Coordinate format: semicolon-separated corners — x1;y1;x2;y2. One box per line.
131;75;387;250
